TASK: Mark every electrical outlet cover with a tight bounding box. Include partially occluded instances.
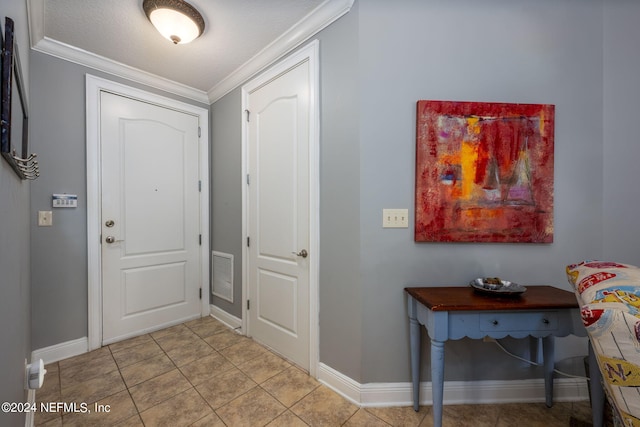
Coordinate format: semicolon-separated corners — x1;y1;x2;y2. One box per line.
38;211;53;226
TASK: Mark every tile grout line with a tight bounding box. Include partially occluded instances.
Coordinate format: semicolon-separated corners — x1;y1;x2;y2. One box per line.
110;341;146;425
194;321;325;426
133;329;193;422
344;408;393;427
177;325;227;425
181;320;262;426
143;319;246;424
175;319;313;426
44;318;456;427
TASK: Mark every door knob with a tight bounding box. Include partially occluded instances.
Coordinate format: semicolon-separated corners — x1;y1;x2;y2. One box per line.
105;236;123;244
292;249;308;258
105;220;115;227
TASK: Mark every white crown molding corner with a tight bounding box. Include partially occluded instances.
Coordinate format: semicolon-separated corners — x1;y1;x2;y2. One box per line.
210;305;243;331
27;0;45;48
31;337;88;366
207;0;354;103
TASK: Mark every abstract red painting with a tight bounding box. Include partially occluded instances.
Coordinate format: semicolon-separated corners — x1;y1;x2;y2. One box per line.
415;100;555;243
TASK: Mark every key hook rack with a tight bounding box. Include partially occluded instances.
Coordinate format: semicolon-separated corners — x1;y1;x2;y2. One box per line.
8;150;39;179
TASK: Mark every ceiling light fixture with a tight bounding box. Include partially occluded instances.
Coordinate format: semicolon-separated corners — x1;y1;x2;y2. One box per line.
143;0;205;45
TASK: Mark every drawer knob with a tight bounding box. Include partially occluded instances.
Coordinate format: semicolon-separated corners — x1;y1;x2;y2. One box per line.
542;318;550;325
492;320;499;326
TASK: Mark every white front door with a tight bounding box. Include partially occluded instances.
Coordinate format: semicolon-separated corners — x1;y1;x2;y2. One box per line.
100;91;201;344
245;47;317;370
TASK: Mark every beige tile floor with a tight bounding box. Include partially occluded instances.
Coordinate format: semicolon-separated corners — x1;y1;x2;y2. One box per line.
34;316;595;426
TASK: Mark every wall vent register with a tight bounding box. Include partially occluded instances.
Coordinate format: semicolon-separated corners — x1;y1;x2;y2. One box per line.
212;251;233;303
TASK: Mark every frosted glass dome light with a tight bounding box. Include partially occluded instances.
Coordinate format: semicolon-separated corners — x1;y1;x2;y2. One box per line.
143;0;205;45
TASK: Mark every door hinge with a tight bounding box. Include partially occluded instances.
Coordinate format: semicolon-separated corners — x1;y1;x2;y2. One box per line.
198;126;201;137
246;174;250;185
199;288;202;300
247;236;250;247
198;180;202;192
199;234;202;245
247;300;250;310
245;109;250;122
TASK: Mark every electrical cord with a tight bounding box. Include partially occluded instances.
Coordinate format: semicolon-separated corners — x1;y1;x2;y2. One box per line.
491;339;590;380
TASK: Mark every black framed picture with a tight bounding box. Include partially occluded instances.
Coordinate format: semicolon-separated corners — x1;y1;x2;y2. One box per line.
1;16;35;179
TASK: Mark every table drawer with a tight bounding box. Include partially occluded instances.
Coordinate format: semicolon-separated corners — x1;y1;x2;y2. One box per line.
479;312;558;333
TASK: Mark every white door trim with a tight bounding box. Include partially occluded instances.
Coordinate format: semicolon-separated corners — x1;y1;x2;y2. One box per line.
241;40;320;377
86;74;210;351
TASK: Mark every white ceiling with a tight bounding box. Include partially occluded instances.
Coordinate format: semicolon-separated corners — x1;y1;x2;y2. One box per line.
28;0;353;103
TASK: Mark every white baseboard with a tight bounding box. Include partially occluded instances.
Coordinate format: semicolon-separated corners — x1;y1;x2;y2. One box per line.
317;363;589;407
317;362;362;405
210;304;242;331
31;337;88;365
30;307;239;366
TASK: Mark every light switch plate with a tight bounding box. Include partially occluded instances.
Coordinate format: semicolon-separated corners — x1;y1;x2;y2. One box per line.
38;211;53;227
383;209;409;228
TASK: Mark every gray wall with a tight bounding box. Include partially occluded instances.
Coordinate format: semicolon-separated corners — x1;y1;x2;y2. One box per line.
0;1;31;426
316;0;363;380
22;0;640;391
210;0;627;385
358;0;604;383
210;87;243;316
603;1;640;261
29;51;209;350
30;51;89;349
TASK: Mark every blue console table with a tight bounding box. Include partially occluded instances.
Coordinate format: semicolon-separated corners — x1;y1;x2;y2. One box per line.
405;286;586;427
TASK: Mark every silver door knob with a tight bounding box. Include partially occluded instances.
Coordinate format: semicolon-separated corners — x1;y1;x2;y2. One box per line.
105;220;115;227
105;236;116;244
292;249;308;258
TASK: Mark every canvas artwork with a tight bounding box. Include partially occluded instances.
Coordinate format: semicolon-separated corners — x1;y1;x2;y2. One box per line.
415;100;555;243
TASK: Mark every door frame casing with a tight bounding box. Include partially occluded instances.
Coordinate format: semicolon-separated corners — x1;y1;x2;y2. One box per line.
241;40;320;377
86;74;210;351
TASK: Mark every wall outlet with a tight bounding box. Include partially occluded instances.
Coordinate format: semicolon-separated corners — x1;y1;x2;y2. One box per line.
38;211;53;227
382;209;409;228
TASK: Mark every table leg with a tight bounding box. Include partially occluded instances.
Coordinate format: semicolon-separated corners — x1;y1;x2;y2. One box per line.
431;339;445;427
409;314;421;411
542;335;555;407
588;341;605;427
529;336;541;364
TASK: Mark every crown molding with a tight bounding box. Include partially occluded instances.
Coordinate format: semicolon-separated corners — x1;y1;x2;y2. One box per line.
33;37;210;103
27;0;209;104
27;0;354;105
206;0;354;103
27;0;44;46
